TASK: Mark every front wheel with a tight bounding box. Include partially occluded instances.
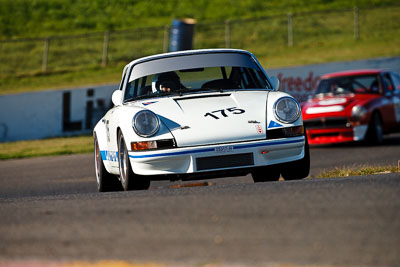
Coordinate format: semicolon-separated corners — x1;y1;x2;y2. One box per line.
118;132;150;191
366;112;383;144
94;134;122;192
280;134;310;180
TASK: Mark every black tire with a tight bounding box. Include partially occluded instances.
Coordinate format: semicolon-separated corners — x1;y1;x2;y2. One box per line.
94;134;123;192
251;165;281;183
118;132;150;191
366;112;383;144
280;134;310;180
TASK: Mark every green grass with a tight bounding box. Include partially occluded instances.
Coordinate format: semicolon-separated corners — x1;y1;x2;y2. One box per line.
0;65;123;95
0;135;94;160
1;36;398;96
1;0;397;39
317;164;400;178
0;3;399;95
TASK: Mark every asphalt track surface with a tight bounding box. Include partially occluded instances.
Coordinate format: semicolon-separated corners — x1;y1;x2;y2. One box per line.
0;133;399;267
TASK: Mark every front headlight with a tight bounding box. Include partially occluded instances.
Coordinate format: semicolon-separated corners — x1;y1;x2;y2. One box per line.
132;110;160;137
351;105;367;120
273;97;301;123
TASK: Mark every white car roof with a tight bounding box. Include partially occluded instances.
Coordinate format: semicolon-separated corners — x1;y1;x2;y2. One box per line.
125;49;254;68
123;49;262;82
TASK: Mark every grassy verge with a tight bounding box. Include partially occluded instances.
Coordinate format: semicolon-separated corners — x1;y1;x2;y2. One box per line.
0;135;93;160
1;37;398;96
0;64;123;95
317;164;400;178
1;5;399;95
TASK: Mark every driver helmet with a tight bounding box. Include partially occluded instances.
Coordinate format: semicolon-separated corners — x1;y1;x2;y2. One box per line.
152;71;181;93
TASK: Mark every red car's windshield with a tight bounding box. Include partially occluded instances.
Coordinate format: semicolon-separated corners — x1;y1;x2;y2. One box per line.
316;74;380;95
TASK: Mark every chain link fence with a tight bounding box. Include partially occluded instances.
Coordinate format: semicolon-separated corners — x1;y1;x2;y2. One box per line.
0;5;399;77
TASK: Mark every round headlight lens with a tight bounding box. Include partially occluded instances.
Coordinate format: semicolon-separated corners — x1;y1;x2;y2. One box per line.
132;110;160;137
274;97;301;123
351;105;367;120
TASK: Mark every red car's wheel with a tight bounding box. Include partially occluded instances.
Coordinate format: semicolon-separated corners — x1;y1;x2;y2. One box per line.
367;112;383;144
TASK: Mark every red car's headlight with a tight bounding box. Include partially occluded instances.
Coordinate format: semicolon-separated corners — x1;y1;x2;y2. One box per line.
351;106;367;120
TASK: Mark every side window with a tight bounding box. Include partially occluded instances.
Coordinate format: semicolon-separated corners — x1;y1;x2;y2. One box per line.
125;76;154;100
390;73;400;94
383;73;395;93
125;79;138;100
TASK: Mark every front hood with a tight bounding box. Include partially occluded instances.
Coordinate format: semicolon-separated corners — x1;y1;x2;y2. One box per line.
137;91;269;147
302;94;377;118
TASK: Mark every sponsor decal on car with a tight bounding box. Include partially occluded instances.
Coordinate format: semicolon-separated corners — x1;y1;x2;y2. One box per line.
255;124;263;134
268;120;283;128
142;101;158;106
101;150;118;162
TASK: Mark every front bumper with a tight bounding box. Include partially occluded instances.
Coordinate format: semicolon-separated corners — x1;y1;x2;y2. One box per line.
128;137;305;175
306;125;368;145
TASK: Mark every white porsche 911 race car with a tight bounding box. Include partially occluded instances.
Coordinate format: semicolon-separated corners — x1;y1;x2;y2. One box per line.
94;49;309;191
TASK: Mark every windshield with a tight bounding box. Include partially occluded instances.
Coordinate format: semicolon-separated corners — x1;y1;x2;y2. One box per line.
316;74;380;95
124;66;271;101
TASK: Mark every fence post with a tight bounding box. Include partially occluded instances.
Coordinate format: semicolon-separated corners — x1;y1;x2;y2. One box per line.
288;13;293;47
42;38;49;73
163;25;170;52
225;20;231;48
354;7;360;40
102;31;110;67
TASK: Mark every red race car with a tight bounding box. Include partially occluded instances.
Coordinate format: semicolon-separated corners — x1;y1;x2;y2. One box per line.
301;69;400;145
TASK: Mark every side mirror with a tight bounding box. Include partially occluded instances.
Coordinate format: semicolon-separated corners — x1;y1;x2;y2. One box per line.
112;90;123;106
269;76;280;91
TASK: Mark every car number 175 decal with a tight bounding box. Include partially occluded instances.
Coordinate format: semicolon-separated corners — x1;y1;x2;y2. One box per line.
204;107;245;120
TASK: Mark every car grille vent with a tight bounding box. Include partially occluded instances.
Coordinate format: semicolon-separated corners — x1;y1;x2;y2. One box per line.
303;117;348;129
196;153;254;171
267;126;304;139
156;139;176;149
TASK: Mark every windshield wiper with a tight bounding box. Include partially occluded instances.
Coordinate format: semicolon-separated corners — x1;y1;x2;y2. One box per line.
189;88;225;93
125;92;176;102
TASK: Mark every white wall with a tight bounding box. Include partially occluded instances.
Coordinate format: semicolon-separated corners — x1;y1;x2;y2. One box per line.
0;57;399;142
0;85;117;142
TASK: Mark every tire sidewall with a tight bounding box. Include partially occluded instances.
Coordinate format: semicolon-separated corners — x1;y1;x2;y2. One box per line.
368;113;383;144
94;133;122;192
94;135;103;191
373;113;383;144
118;132;129;191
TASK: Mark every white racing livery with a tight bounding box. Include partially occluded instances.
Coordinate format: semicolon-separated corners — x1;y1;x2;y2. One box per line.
94;49;310;191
